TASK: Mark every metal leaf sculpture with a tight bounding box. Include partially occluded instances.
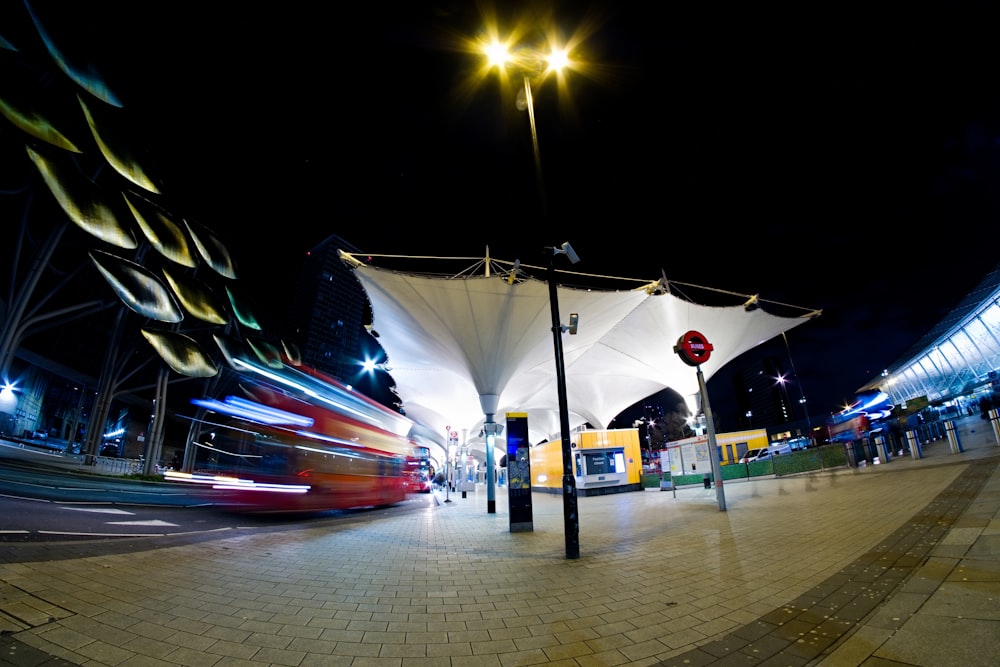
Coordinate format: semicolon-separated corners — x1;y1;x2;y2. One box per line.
213;334;247;368
185;219;238;279
141;329;219;377
226;286;262;331
79;95;160;193
124;192;197;267
28;146;137;249
282;340;302;366
89;249;183;322
247;337;283;369
161;268;228;325
25;0;123;107
0;92;82;152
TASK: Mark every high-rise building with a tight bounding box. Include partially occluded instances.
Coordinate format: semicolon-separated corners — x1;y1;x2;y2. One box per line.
290;235;397;408
731;356;793;429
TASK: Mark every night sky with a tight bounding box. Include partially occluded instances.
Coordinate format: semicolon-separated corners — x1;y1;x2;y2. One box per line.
4;1;1000;428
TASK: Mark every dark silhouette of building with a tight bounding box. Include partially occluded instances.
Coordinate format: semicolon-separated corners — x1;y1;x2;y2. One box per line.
731;356;794;429
290;236;399;410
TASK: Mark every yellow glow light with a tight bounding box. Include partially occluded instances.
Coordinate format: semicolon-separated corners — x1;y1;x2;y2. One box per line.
483;40;510;68
546;47;570;74
435;2;610;123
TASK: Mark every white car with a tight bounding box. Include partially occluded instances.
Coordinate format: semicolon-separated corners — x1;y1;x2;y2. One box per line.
739;444;791;463
738;448;771;463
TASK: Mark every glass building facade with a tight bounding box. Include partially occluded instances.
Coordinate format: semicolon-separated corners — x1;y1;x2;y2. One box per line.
859;263;1000;408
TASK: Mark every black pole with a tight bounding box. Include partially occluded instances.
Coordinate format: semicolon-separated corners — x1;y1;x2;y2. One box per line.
548;256;580;559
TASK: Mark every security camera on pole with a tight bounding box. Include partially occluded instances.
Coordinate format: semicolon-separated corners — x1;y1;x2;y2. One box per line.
673;330;727;512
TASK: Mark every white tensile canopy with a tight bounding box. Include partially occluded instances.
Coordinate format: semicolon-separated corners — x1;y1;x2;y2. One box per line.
341;251;819;461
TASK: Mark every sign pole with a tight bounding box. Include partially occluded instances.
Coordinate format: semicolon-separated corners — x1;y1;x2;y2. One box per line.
697;365;727;511
673;330;726;512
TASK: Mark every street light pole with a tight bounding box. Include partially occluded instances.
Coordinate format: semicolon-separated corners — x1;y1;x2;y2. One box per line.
481;33;580;557
782;332;811;430
482;36;572;225
520;75;547;222
548;246;580;560
444;433;452;503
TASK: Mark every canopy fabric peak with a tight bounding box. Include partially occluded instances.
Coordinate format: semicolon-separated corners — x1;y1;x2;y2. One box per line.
342;251;818;449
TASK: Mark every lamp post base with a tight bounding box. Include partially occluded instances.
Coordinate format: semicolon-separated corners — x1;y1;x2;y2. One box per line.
562;474;580;559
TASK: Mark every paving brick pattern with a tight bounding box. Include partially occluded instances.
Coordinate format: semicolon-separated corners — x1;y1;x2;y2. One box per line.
1;416;998;666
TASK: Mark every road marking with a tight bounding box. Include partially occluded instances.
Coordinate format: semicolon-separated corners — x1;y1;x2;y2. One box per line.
107;520;179;527
61;507;134;515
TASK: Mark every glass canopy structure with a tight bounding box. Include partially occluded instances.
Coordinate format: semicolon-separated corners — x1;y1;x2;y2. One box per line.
858;263;1000;407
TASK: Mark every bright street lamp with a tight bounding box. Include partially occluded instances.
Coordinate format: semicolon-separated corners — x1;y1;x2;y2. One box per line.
481;36;573;219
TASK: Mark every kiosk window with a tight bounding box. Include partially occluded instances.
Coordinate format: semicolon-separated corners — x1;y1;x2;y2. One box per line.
582;450;624;474
583;452;607;473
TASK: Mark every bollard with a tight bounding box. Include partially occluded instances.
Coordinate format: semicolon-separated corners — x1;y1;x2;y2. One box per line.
944;420;963;454
874;435;892;463
906;430;923;459
991;409;1000;448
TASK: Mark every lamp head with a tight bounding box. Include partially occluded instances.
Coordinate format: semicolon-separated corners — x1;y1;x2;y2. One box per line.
553;241;580;264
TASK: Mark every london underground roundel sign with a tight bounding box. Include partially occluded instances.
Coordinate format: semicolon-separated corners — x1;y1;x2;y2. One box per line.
674;330;713;367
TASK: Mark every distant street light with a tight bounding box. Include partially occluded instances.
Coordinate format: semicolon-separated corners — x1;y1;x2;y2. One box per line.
781;332;812;429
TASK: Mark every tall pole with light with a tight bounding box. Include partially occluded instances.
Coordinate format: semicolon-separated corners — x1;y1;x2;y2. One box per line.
444;426;452;503
549;242;581;559
481;32;581;558
781;332;811;431
481;36;572;220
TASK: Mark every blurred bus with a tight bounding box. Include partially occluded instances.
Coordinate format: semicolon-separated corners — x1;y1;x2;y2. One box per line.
165;339;420;513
